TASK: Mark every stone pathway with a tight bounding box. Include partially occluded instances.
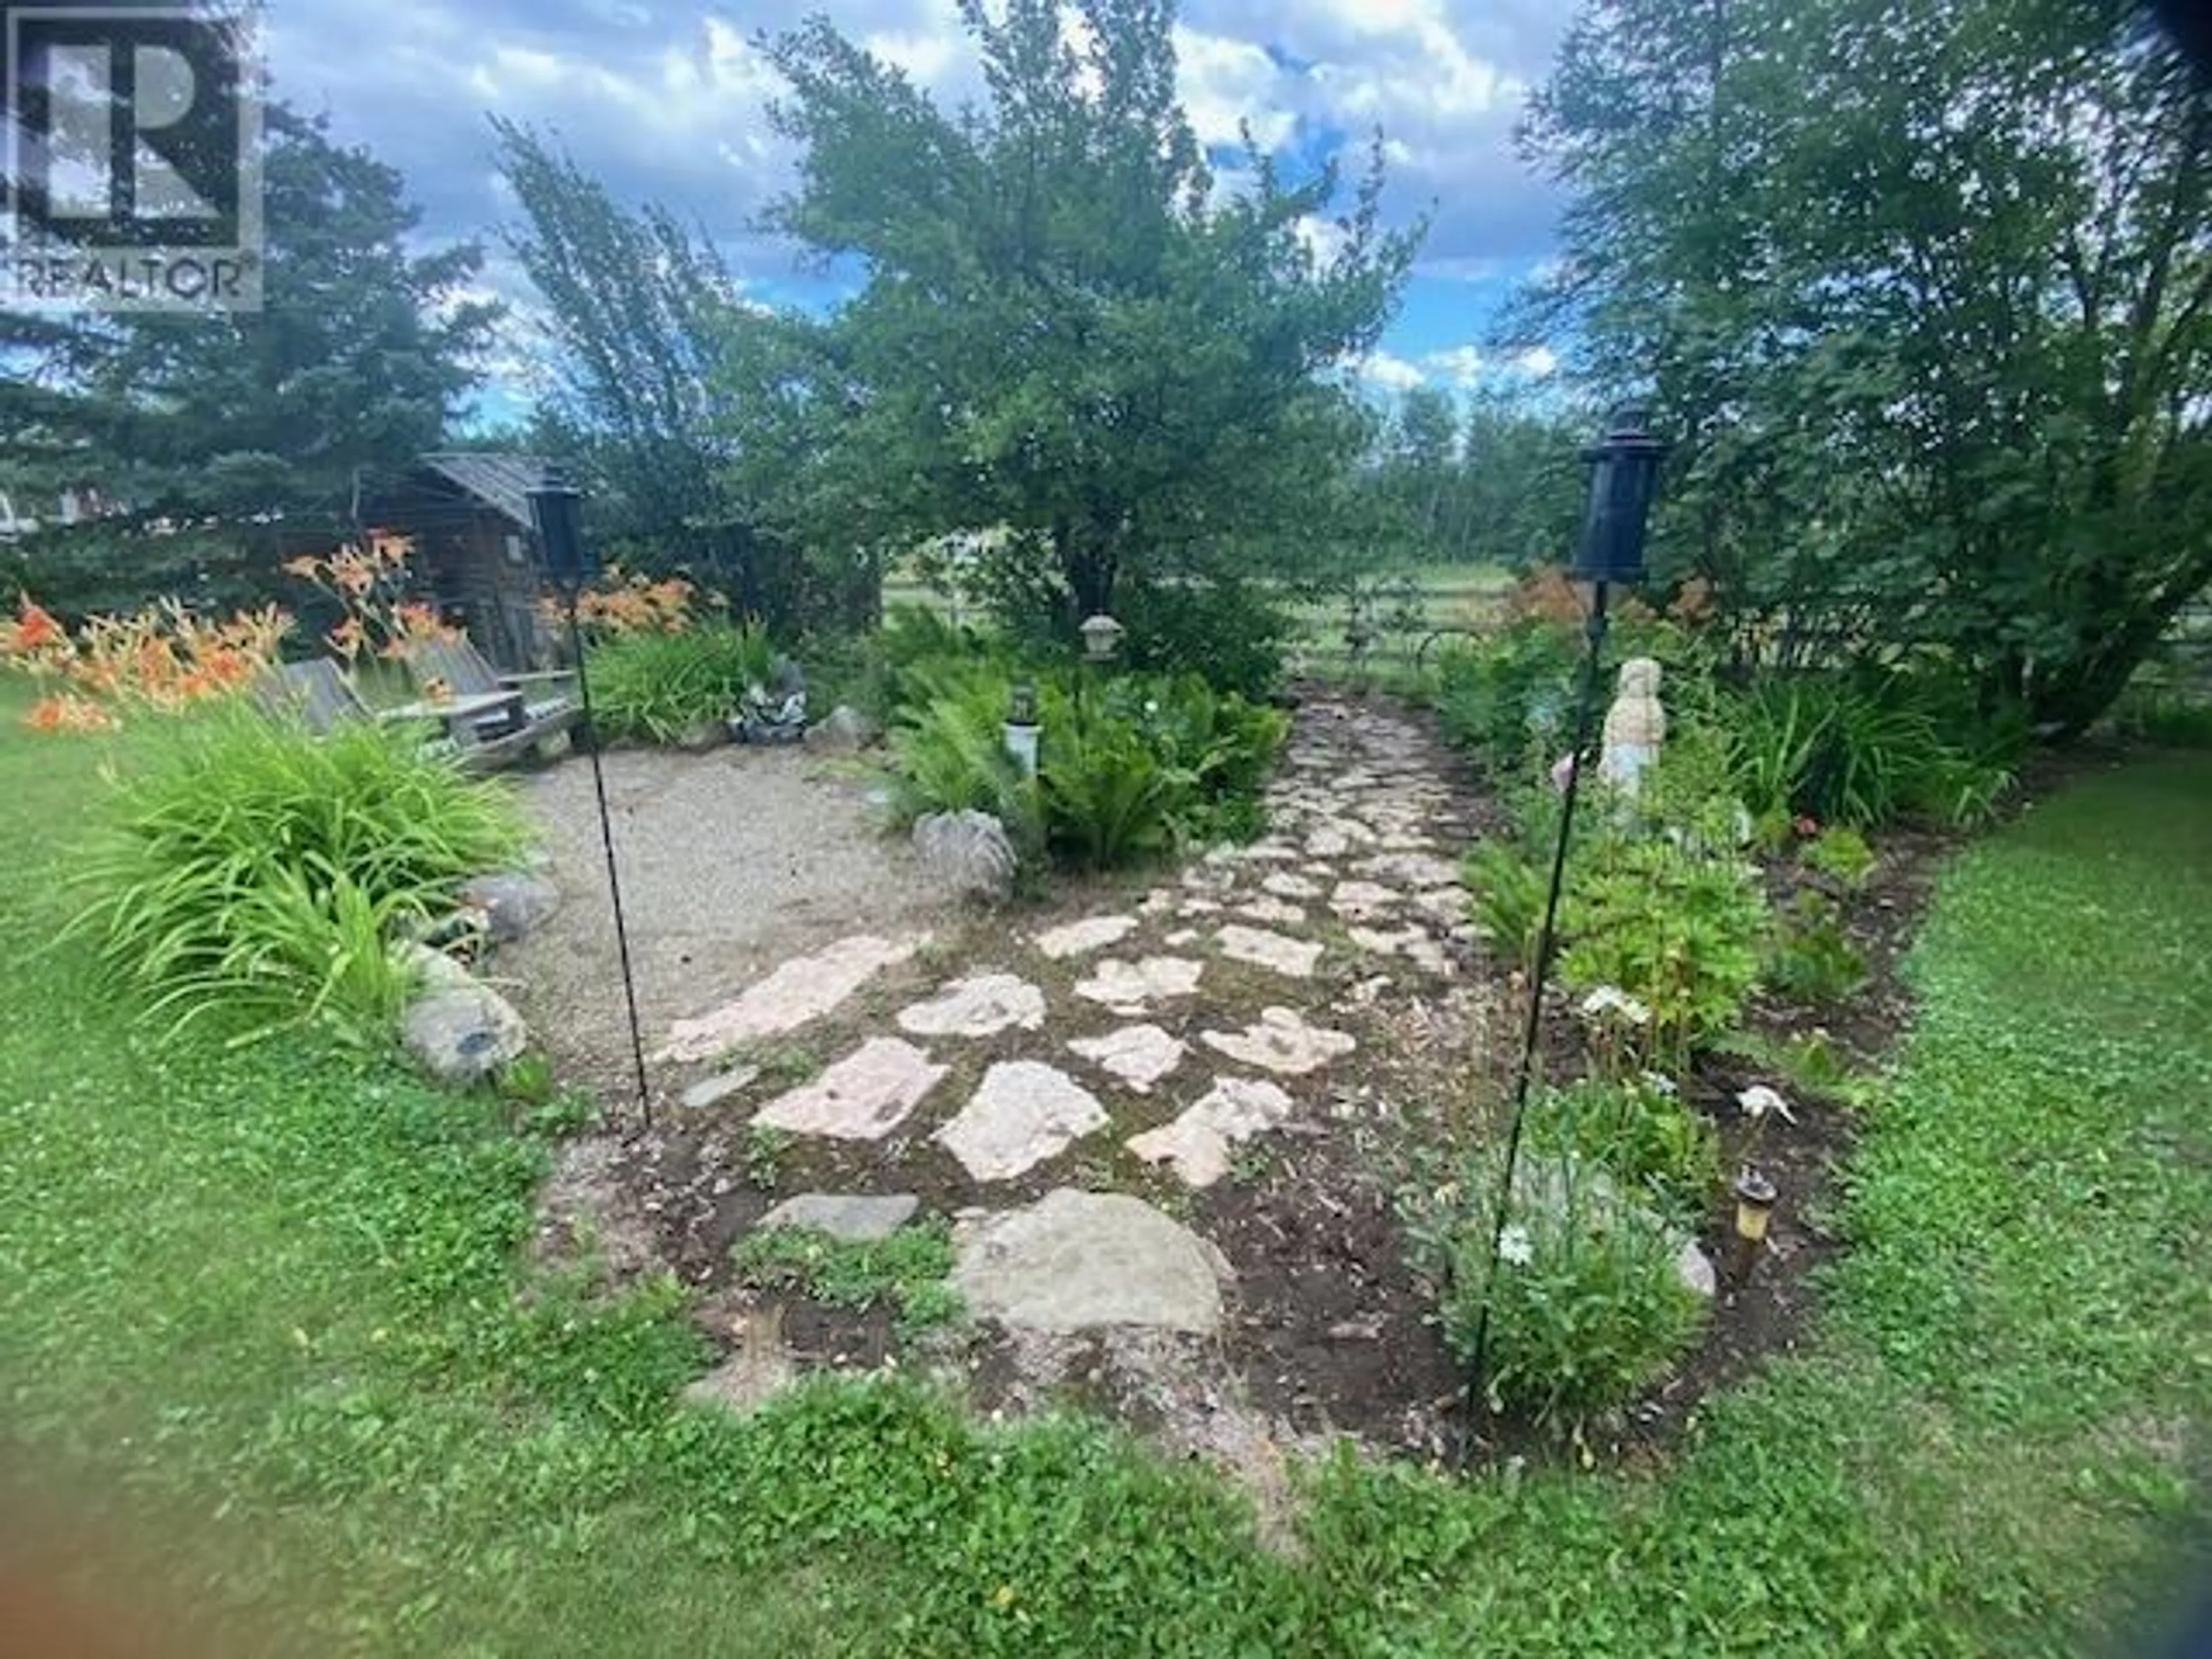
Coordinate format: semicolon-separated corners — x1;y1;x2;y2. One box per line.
648;695;1490;1366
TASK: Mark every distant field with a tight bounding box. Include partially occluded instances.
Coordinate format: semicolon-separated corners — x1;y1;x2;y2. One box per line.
881;562;1517;679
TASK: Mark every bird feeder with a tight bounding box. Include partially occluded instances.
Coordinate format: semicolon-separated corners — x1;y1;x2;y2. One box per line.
1572;407;1666;586
526;468;594;592
1078;612;1126;662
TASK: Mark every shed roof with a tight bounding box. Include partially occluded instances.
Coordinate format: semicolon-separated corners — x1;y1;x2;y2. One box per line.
415;452;552;529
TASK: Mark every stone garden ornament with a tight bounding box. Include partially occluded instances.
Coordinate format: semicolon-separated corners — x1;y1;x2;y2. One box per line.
1598;656;1666;797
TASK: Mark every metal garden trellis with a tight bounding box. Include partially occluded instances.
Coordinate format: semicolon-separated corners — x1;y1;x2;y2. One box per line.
1459;406;1666;1455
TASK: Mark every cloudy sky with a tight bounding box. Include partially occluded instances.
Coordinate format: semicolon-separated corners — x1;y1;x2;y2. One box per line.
263;0;1574;411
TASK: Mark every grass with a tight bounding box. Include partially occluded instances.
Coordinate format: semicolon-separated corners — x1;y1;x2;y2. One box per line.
0;673;2207;1653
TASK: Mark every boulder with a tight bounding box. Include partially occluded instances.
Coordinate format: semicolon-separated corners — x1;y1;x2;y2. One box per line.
458;871;562;945
912;810;1018;902
809;704;882;751
402;975;528;1085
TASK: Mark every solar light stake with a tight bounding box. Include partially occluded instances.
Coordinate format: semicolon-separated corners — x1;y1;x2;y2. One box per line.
531;471;653;1131
1458;408;1665;1463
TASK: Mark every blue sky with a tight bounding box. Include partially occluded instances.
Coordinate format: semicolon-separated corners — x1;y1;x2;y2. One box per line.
261;0;1574;411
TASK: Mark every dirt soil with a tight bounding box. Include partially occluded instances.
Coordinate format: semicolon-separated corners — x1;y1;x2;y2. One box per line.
509;689;1966;1472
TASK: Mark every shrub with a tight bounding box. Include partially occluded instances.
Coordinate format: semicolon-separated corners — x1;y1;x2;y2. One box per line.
1723;671;2018;830
588;622;777;744
888;652;1285;873
1532;1077;1721;1225
1113;577;1291;701
70;712;530;1043
1461;838;1547;973
1431;620;1580;777
1404;1150;1706;1428
1763;890;1870;1005
1561;836;1768;1069
886;655;1044;850
1800;824;1877;888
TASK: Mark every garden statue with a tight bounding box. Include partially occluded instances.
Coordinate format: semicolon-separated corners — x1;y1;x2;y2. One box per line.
732;657;808;745
1598;656;1665;797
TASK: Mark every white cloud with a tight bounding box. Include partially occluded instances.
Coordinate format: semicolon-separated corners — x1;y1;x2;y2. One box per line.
1173;25;1296;150
1517;344;1558;377
1424;344;1484;385
1357;350;1427;392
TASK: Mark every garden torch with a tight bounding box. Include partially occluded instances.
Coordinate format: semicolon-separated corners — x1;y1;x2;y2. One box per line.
529;468;653;1131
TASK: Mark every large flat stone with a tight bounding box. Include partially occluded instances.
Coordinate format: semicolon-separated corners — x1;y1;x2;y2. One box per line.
953;1188;1227;1334
757;1192;920;1242
752;1037;947;1140
1201;1007;1356;1076
896;972;1047;1038
1073;955;1204;1013
1126;1077;1296;1187
1066;1024;1187;1093
660;934;926;1063
1034;914;1141;959
1214;923;1323;979
934;1061;1108;1181
1260;871;1323;901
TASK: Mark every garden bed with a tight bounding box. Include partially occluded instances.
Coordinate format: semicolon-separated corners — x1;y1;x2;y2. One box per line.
521;684;1972;1468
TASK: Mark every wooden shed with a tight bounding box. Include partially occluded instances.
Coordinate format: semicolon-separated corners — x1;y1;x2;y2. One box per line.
362;453;559;671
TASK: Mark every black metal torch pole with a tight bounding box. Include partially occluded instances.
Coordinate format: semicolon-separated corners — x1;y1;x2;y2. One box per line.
1458;577;1612;1461
565;592;653;1131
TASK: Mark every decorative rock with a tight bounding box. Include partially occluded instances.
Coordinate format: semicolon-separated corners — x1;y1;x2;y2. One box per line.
402;975;527;1085
458;871;562;944
1073;955;1204;1013
1200;1006;1355;1076
1066;1024;1187;1093
912;810;1019;901
1125;1077;1296;1187
896;972;1047;1038
1234;895;1307;928
675;718;729;752
1215;923;1323;979
1177;897;1224;916
1164;928;1200;948
1677;1240;1717;1300
1260;871;1323;901
1035;914;1139;959
681;1065;762;1110
660;933;926;1062
1137;888;1177;916
934;1061;1108;1181
757;1192;920;1243
1328;880;1401;922
752;1037;947;1140
809;703;882;751
953;1188;1227;1334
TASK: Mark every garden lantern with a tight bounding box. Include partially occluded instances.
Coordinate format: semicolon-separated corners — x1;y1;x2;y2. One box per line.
1078;612;1125;662
1571;406;1666;587
1003;679;1041;777
527;468;594;592
1732;1168;1779;1245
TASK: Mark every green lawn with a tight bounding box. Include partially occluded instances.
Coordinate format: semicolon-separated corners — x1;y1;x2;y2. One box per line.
1;680;2206;1654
